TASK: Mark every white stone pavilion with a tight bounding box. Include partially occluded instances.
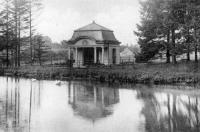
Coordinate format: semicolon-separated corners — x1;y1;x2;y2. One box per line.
67;21;121;67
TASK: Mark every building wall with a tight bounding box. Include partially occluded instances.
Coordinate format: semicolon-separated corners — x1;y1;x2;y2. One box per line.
107;46;120;65
116;47;120;64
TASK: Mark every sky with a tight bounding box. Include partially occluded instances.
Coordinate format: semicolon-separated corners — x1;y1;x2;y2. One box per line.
36;0;141;45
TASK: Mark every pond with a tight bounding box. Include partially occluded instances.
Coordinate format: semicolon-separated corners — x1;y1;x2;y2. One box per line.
0;77;200;132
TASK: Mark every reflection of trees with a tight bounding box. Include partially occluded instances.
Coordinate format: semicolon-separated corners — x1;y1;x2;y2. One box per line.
0;77;42;132
68;82;119;122
29;80;42;131
137;91;162;132
138;90;200;132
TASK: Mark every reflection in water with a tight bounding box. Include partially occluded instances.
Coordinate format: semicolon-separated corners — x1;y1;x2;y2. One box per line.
138;89;200;132
1;77;200;132
68;82;119;122
0;77;42;132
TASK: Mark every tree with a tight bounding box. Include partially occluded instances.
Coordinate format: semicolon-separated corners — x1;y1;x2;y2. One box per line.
33;35;50;65
0;0;13;67
8;0;30;67
135;0;200;64
175;0;200;62
135;0;167;62
0;0;43;67
28;0;43;65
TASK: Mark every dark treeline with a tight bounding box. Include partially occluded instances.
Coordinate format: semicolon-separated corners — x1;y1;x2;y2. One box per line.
135;0;200;64
0;0;45;67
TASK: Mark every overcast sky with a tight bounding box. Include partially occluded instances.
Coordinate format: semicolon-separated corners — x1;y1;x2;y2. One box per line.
37;0;141;45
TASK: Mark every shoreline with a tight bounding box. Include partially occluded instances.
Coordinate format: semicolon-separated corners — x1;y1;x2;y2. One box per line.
0;63;199;85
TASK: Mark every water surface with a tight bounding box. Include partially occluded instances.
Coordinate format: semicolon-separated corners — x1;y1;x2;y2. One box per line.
0;77;200;132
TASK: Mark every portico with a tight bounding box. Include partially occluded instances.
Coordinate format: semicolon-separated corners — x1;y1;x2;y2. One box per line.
67;21;120;67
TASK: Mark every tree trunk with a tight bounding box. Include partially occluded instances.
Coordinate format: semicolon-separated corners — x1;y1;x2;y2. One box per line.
38;49;41;66
195;42;198;63
194;28;198;63
166;30;171;63
6;1;9;67
17;6;21;67
39;58;41;66
11;50;14;67
14;0;18;67
29;1;33;65
6;38;9;67
15;44;18;67
15;26;18;67
187;27;190;61
171;28;176;64
39;44;41;66
18;23;21;67
187;44;190;61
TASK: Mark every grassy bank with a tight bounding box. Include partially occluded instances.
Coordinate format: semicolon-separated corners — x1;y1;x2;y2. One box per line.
1;62;200;84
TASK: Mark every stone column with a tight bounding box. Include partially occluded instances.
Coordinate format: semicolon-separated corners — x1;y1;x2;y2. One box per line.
68;48;71;60
107;47;110;65
94;47;97;63
108;47;112;65
75;47;78;66
102;47;104;64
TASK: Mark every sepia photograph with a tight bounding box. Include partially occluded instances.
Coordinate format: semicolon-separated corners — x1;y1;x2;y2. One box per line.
0;0;200;131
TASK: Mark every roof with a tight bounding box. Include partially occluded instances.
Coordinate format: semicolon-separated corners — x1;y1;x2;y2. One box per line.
68;21;120;45
75;21;112;31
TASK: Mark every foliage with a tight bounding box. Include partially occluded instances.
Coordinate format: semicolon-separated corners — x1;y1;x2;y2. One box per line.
0;0;43;67
135;0;200;63
33;35;50;65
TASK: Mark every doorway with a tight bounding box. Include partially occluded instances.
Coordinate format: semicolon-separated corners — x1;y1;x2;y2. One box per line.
83;48;94;65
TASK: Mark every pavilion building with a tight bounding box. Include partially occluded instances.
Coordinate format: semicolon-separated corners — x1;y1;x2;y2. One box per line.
67;21;121;67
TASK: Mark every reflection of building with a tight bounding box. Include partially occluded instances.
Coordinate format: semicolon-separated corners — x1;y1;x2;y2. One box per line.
68;82;119;122
67;21;121;67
